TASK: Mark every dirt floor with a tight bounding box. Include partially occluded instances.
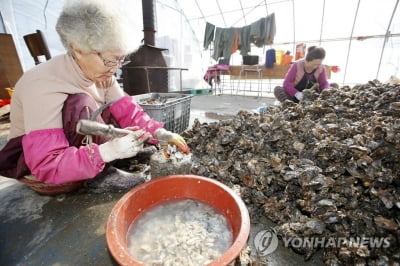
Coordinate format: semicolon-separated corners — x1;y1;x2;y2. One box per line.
0;94;325;265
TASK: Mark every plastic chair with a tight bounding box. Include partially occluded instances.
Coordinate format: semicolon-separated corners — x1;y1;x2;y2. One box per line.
23;30;51;65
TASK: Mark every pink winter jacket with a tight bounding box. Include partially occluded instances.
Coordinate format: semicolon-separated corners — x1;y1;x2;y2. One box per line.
9;54;163;184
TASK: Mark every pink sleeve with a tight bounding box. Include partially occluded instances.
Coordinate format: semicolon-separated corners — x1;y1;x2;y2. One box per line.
22;128;105;184
318;67;330;91
283;64;299;97
109;96;164;136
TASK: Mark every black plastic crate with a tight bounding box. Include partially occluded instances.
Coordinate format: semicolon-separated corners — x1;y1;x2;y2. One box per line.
243;55;259;65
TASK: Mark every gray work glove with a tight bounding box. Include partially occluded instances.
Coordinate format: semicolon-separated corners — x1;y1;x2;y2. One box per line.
295;91;304;101
98;129;147;162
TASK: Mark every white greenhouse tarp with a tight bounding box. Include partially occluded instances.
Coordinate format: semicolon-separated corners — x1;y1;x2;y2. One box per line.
1;0;399;89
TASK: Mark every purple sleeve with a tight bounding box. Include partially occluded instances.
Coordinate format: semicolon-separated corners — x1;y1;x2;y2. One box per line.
22;128;105;184
109;96;164;136
318;67;330;91
283;64;299;97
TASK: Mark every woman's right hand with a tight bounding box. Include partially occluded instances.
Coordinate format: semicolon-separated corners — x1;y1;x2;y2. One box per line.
98;129;149;162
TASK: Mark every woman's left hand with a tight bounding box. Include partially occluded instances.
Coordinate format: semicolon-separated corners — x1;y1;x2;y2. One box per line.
155;128;190;154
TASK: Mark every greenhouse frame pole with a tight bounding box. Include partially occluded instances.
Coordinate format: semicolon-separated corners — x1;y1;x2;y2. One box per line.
376;0;399;79
342;0;361;85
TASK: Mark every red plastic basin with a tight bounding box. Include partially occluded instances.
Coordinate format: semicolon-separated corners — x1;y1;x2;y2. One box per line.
106;174;250;266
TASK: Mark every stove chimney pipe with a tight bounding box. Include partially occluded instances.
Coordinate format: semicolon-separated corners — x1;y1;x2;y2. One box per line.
142;0;156;46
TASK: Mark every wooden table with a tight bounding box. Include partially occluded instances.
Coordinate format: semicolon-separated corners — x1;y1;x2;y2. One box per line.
219;65;332;79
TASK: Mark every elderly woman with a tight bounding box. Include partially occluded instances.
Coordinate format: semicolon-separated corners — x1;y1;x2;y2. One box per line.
0;0;189;194
274;46;332;103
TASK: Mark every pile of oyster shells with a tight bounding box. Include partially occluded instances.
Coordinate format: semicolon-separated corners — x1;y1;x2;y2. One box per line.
182;80;400;265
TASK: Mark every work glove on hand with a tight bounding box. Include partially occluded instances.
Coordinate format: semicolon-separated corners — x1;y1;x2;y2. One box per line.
154;128;190;155
295;91;304;101
98;129;148;163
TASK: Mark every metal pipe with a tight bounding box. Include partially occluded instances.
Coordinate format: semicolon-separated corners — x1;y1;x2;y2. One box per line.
142;0;156;45
76;120;129;138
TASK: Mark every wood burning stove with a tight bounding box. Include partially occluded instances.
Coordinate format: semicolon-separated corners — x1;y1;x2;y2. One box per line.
122;0;169;95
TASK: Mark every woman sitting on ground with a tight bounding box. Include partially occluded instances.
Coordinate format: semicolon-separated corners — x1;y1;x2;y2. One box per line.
0;0;189;194
274;46;336;103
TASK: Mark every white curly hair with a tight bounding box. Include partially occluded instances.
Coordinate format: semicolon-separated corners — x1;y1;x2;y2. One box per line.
56;0;139;55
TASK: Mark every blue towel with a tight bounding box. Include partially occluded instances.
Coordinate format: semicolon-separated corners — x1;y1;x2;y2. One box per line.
265;49;276;68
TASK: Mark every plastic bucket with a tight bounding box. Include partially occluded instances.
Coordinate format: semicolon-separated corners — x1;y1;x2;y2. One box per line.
275;50;284;65
106;175;250;266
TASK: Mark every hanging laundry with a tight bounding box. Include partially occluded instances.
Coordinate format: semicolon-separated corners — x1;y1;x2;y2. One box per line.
205;13;276;60
238;25;251;56
231;31;239;54
264;13;276;45
249;13;276;48
250;17;267;47
239;13;276;55
212;27;238;61
203;22;215;50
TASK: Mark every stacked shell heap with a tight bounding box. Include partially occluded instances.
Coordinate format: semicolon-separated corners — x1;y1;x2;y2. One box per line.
182;80;400;265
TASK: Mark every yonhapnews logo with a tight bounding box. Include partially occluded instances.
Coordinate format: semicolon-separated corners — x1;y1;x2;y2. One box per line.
254;228;279;256
254;227;391;256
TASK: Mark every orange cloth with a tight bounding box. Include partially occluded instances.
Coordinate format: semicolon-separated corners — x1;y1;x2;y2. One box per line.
231;31;239;54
